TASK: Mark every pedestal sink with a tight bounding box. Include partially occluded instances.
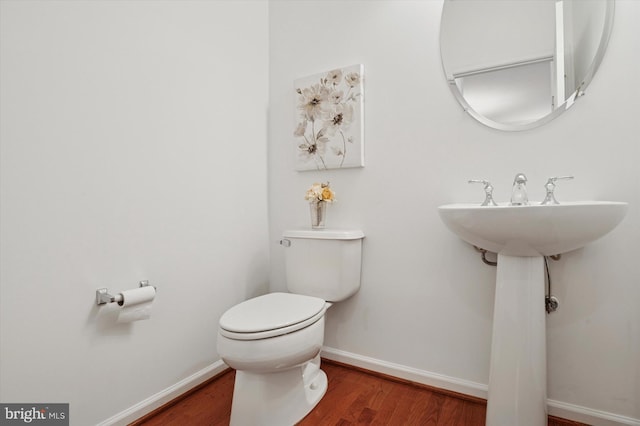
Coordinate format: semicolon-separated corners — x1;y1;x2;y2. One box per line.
438;201;627;426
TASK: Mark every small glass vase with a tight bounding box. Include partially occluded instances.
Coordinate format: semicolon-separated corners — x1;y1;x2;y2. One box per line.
310;201;327;229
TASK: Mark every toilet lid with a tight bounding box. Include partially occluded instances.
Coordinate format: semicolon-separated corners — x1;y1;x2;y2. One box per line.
219;292;326;336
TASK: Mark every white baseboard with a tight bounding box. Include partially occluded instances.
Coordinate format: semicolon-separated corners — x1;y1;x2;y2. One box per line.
547;400;640;426
321;346;640;426
97;360;228;426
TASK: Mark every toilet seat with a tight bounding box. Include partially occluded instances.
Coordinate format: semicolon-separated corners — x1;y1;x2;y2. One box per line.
219;292;327;341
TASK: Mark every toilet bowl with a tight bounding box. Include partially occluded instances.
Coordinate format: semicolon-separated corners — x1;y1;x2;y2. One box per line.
218;293;330;425
216;229;364;426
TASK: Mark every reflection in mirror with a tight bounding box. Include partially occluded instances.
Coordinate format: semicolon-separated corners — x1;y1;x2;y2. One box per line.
440;0;614;131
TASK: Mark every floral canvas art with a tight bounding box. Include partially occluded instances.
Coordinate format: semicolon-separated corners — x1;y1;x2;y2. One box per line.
294;64;364;171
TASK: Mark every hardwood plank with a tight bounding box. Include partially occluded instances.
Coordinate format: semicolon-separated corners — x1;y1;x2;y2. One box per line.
356;407;376;424
362;382;403;425
405;390;439;425
344;386;379;422
461;400;486;426
437;396;465;426
382;384;417;425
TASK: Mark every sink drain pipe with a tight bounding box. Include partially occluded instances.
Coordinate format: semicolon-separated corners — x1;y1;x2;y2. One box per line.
473;246;560;313
544;256;559;313
473;246;497;266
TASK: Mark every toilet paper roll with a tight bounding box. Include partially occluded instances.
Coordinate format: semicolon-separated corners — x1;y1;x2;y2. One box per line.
116;286;156;323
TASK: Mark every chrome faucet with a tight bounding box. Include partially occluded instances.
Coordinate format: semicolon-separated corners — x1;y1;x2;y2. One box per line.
510;173;529;206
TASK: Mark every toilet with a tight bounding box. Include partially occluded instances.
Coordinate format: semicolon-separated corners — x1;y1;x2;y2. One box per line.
217;228;365;426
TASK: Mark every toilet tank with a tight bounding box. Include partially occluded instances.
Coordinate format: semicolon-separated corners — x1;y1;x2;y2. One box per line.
281;229;364;302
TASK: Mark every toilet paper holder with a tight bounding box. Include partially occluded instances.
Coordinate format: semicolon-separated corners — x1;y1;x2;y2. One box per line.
96;280;153;305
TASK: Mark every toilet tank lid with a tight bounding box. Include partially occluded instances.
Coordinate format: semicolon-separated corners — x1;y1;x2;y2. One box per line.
283;229;364;240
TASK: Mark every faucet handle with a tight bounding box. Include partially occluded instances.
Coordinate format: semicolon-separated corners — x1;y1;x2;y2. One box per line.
469;179;498;206
541;176;574;205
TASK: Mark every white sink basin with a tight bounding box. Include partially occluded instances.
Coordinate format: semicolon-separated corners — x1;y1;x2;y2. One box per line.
438;201;628;256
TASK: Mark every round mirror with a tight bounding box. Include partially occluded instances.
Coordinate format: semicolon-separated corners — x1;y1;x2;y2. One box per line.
440;0;614;131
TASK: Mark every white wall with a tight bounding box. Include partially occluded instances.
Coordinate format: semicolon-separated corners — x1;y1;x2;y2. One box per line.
269;0;640;422
0;1;269;424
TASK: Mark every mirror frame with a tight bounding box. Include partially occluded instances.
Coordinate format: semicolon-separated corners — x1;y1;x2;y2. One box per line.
440;0;615;131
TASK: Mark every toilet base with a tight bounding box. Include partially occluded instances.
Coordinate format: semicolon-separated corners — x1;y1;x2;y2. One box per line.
229;354;328;426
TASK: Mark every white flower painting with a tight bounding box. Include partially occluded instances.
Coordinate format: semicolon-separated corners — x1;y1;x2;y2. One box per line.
294;64;364;171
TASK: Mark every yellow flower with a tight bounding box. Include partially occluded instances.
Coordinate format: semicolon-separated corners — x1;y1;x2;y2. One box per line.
321;187;334;201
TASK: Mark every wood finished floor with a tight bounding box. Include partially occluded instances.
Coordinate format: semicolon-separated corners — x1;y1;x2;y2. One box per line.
133;360;587;426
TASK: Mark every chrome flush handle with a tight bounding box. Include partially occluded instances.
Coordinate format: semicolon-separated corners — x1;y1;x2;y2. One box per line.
279;239;291;247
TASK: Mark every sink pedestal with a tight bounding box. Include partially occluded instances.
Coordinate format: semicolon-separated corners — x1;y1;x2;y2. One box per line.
438;201;628;426
486;254;547;426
